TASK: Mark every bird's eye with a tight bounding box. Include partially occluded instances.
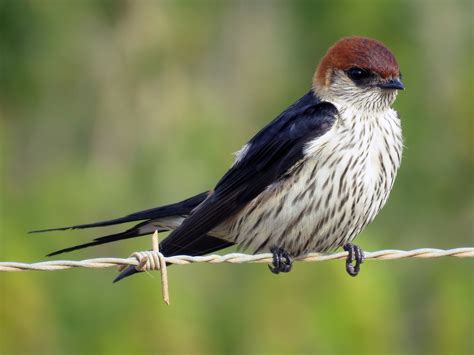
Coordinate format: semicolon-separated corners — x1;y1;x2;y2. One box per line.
346;67;371;82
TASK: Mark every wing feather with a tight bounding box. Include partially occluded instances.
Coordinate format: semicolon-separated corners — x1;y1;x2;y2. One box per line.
160;91;337;253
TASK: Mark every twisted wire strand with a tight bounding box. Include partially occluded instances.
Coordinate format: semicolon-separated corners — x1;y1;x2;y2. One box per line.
1;247;473;272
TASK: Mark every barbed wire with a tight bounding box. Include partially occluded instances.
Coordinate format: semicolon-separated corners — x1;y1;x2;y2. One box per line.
1;231;473;304
1;247;473;272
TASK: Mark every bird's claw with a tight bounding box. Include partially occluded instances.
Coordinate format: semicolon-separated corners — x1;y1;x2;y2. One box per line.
343;243;364;277
268;246;293;274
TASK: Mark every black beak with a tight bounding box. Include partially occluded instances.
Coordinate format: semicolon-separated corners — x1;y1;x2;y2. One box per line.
377;78;404;90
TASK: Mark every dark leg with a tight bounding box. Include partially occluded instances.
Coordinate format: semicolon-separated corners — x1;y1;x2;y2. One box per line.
268;246;293;274
343;243;365;277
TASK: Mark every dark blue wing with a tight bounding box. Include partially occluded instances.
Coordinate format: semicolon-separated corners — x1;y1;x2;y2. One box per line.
160;90;338;253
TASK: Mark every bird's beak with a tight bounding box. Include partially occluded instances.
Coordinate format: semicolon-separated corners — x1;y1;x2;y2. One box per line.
377;78;404;91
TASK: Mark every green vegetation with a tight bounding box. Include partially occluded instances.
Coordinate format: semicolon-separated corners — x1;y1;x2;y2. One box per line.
1;1;472;354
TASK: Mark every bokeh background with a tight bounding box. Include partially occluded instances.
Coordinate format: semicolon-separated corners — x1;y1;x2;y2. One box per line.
1;1;473;354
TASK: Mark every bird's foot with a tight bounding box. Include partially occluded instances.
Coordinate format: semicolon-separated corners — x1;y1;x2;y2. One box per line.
268;246;293;274
343;243;364;277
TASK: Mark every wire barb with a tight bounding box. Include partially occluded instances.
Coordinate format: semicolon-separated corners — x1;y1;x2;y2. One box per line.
117;231;169;305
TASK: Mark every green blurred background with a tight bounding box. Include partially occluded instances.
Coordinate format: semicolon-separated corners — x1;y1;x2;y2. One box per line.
1;1;472;354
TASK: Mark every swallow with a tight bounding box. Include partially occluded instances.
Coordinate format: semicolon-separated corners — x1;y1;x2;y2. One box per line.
32;36;404;282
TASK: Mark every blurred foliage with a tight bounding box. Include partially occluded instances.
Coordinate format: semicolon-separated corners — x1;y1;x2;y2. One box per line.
1;0;473;354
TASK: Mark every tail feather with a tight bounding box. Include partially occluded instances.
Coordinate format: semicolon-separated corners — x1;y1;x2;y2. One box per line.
30;192;209;233
34;190;235;282
45;221;162;256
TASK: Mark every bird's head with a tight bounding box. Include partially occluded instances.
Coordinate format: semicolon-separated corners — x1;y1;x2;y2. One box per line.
313;36;403;111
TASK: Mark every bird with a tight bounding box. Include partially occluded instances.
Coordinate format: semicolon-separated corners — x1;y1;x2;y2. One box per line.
31;36;404;282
